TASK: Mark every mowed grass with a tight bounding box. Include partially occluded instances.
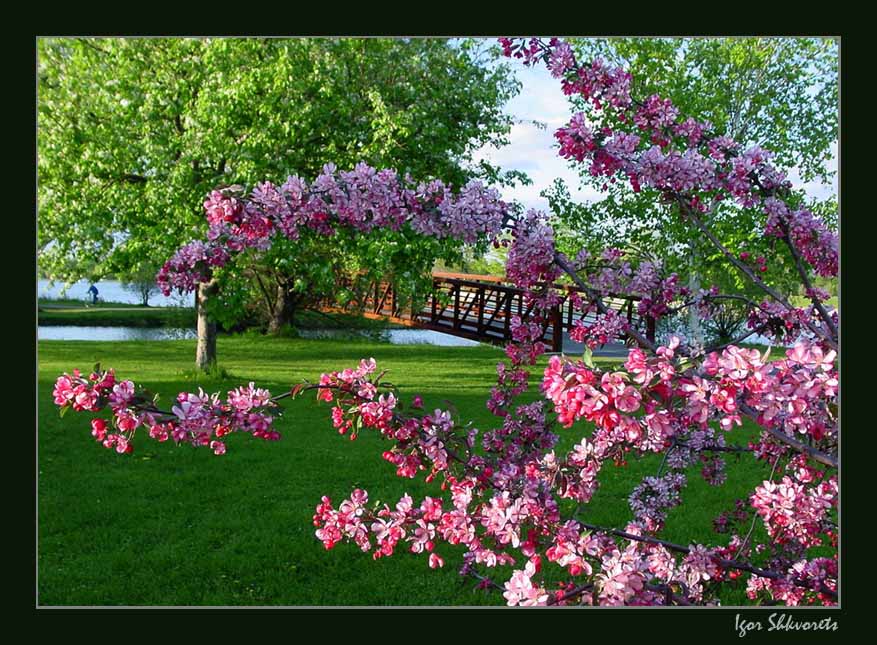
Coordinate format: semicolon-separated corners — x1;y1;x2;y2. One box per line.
38;336;773;606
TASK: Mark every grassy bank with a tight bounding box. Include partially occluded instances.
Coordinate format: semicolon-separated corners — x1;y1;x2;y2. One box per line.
37;300;399;332
39;299;196;328
38;336;772;605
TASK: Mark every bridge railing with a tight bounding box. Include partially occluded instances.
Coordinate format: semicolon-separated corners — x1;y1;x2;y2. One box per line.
319;272;655;352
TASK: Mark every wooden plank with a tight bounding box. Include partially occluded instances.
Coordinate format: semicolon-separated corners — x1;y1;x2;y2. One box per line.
375;282;393;315
483;291;509;330
432;271;506;284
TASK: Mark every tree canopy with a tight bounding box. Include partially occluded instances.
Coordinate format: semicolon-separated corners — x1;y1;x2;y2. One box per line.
543;37;838;301
38;37;524;288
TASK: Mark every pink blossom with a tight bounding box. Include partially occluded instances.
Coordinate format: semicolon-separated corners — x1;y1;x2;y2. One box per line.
503;561;549;606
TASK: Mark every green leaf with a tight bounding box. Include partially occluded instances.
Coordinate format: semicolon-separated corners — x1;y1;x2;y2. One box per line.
582;346;594;369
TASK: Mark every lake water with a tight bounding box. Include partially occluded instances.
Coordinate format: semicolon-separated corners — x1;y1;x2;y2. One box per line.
38;326;198;341
37;326;485;346
38;279;191;307
299;328;484;347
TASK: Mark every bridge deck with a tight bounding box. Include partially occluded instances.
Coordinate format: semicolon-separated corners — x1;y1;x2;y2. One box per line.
319;272;654;352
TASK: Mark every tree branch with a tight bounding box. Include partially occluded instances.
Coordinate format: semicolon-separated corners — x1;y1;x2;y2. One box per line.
682;202;837;350
553;251;658;352
739;403;837;468
577;521;837;599
780;221;838;339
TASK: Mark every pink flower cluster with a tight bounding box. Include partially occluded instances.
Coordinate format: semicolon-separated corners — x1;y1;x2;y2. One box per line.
543;522;722;606
158;163;509;296
53;369;280;455
569;310;629;349
746;556;838;606
542;340;682;435
503;560;549;606
156;240;230;295
634;95;680;136
555;112;596;162
313;359;458;481
764;197;838;278
505;210;560;290
702;342;839;442
751;473;837;549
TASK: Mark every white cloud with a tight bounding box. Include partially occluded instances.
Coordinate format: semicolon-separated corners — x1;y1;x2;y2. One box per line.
786;141;838;203
474;65;601;213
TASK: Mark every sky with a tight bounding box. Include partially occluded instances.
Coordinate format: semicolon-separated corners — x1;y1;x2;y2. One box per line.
471;58;839;215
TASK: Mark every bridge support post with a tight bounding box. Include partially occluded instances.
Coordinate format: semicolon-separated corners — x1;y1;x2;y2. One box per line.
552;306;563;353
453;282;460;330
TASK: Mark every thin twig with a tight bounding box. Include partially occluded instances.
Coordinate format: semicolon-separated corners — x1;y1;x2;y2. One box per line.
734;457;780;560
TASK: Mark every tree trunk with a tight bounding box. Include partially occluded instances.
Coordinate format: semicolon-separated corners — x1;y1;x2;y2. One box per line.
687;243;704;352
196;279;219;370
268;281;297;334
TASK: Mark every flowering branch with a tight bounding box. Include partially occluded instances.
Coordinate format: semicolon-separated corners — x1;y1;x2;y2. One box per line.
779;220;839;338
682;202;837;350
576;521;837;600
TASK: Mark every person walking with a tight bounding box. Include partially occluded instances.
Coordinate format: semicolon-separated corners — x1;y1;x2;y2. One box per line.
87;284;99;305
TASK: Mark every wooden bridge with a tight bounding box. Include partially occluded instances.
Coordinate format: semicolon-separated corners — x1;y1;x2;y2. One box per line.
319;272;655;353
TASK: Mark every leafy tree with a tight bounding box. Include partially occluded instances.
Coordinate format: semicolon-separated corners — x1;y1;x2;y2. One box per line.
119;261;161;306
543;37;838;344
38;37;524;345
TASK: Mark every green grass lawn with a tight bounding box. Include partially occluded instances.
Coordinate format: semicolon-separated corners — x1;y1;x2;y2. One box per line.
38;336;774;606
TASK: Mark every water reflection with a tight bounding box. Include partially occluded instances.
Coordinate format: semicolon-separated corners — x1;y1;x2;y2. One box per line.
38;327;197;341
299;328;484;347
37;326;486;346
